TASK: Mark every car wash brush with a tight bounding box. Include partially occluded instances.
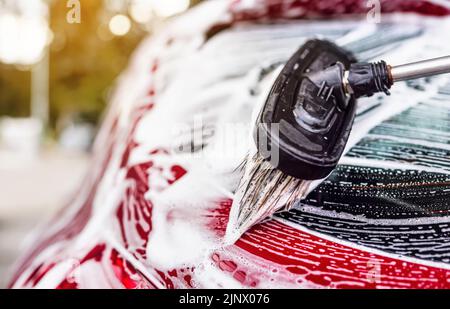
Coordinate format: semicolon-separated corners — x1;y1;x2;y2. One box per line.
225;39;450;244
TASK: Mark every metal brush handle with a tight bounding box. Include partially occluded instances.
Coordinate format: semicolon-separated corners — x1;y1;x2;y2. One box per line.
345;55;450;98
390;55;450;82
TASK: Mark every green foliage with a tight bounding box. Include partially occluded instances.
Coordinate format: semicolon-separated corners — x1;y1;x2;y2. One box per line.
0;0;204;132
0;65;31;118
48;0;145;128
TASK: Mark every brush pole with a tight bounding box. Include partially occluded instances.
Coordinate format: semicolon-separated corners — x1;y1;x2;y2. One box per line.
390;55;450;82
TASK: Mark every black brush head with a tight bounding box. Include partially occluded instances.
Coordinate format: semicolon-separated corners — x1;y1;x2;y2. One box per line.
254;39;358;180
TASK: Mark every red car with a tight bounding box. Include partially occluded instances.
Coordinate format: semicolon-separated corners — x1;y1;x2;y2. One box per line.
9;0;450;288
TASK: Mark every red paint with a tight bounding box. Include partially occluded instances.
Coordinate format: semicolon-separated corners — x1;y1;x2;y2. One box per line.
211;253;260;288
24;262;56;287
116;161;154;258
235;220;450;288
80;244;106;263
56;244;107;290
57;280;78;289
9;112;120;288
167;165;187;185
219;260;238;273
119;103;154;168
56;245;156;289
110;249;140;289
151;60;159;74
230;0;450;22
155;270;175;289
206;198;232;237
116;149;188;261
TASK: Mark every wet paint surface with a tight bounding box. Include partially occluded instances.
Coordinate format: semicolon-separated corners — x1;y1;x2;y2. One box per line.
9;0;450;289
230;0;450;21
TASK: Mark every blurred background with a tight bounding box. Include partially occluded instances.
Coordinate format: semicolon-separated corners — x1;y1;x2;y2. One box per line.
0;0;203;287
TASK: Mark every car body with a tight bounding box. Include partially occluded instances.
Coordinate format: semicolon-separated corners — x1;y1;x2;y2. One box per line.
9;0;450;288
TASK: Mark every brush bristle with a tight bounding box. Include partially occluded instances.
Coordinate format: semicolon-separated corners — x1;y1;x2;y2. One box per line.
224;153;311;244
